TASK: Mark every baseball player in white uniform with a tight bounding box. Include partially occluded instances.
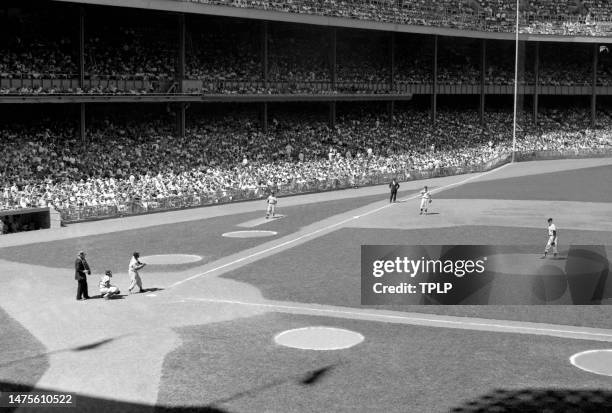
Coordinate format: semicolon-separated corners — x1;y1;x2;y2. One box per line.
541;218;558;258
128;252;146;294
419;186;432;215
266;192;278;219
99;270;120;299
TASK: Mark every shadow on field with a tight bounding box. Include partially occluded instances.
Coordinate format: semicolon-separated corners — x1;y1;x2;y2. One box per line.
451;388;612;412
0;381;228;413
0;365;337;412
72;337;116;352
4;383;612;412
0;336;127;369
207;364;337;407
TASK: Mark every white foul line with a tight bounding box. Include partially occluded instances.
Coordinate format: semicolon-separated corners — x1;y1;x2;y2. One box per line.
170;164;510;288
186;297;612;342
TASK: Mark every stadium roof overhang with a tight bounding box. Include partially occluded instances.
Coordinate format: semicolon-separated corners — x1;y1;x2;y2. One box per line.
52;0;611;43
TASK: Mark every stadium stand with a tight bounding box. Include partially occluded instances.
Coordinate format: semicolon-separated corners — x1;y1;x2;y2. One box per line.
1;106;611;224
179;0;612;36
1;0;612;228
1;2;611;95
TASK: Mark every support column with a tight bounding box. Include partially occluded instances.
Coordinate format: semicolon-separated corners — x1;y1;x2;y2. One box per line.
431;35;438;124
592;43;598;127
533;42;539;123
177;13;185;93
390;32;395;91
329;102;336;128
330;28;337;90
479;39;486;124
176;103;186;139
261;22;269;133
261;102;268;133
79;7;85;89
175;13;187;140
79;103;86;143
78;8;86;143
261;21;268;89
389;32;395;124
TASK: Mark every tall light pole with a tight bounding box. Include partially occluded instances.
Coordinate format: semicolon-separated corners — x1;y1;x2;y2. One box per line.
511;0;520;162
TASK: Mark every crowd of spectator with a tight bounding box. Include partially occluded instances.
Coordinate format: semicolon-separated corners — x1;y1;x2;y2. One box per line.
1;106;611;222
184;0;612;36
0;5;177;91
1;2;611;95
188;21;261;84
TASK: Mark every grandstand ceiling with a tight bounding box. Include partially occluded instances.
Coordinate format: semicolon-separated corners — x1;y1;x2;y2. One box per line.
53;0;611;43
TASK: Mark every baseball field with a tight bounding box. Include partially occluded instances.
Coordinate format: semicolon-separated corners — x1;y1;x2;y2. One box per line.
1;157;611;413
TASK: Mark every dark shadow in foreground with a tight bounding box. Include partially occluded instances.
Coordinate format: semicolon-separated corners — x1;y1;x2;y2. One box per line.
5;382;610;412
451;388;612;413
0;336;124;369
0;381;228;413
0;364;336;412
208;364;338;407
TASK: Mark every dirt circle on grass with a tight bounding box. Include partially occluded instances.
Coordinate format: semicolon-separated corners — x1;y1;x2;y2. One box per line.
570;350;612;376
140;254;203;265
274;327;364;350
222;230;278;238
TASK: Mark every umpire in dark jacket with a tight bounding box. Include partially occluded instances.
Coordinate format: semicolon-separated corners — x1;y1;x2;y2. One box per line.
389;178;400;203
75;250;91;300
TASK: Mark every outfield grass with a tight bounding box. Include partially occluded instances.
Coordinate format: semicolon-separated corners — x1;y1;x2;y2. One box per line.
437;165;612;203
157;313;611;413
221;226;612;328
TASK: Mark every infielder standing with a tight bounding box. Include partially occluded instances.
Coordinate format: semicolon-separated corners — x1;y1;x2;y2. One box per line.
541;218;558;259
419;186;432;215
128;252;146;294
266;192;278;219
